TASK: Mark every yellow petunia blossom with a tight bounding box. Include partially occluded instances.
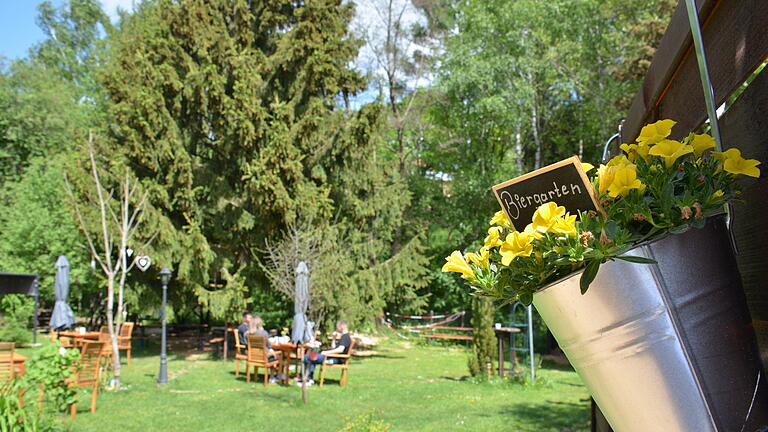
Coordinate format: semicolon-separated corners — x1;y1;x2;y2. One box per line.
581;162;595;173
442;251;475;279
724;155;761;178
550;213;578;236
531;202;566;233
637;119;676;145
523;223;543;240
712;148;761;178
712;189;724;198
465;247;490;270
607;164;645;198
597;164;616;196
648;139;694;168
499;231;534;265
484;226;504;248
489;210;512;228
689;133;716;158
620;142;652;162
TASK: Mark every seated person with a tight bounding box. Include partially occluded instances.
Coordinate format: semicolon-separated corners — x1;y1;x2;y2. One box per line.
237;311;252;348
247;315;281;382
302;320;351;385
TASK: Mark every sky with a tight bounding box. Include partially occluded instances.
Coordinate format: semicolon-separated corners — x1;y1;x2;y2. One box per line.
0;0;135;61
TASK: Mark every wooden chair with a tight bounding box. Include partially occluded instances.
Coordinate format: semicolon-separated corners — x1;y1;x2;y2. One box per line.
51;330;75;349
0;342;15;385
319;339;355;387
245;335;281;386
118;322;134;365
68;341;105;418
231;329;247;377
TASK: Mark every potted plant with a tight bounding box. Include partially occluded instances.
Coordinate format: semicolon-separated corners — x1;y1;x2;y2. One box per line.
442;120;767;432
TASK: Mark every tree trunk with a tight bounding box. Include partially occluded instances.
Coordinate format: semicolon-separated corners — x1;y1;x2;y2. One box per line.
531;101;542;169
515;123;524;173
105;277;121;387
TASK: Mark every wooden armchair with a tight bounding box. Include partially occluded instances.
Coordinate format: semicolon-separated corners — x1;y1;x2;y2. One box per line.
319;339;355;387
68;341;105;418
231;329;248;377
118;322;134;365
245;335;281;386
51;330;75;349
0;342;15;384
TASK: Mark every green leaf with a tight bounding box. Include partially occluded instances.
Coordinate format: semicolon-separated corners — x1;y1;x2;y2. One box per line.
615;255;657;264
668;224;690;234
579;260;601;294
519;292;533;306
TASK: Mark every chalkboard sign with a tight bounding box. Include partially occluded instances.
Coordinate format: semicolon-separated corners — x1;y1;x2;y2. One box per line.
492;156;603;230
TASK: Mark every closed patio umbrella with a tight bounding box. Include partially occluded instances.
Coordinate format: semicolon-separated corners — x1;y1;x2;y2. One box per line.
292;261;312;403
49;255;75;331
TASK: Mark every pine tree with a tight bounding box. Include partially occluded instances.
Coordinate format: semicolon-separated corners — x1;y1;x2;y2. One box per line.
101;0;430;322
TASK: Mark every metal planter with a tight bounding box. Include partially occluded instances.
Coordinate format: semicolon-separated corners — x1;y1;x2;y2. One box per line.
533;217;768;432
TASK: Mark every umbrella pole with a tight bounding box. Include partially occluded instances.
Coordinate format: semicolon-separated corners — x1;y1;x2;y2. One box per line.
300;346;308;404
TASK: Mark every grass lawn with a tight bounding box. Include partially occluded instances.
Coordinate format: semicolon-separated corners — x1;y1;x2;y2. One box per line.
23;338;590;431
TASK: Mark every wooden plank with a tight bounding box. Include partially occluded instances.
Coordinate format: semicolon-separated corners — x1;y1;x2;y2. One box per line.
624;0;768;141
418;333;473;341
432;326;473;332
623;0;716;141
719;67;768;370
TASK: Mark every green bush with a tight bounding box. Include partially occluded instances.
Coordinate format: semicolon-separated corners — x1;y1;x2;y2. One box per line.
0;378;66;432
23;342;81;413
337;410;391;432
0;295;34;345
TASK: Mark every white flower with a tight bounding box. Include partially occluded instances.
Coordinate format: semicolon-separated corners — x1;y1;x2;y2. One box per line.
59;347;67;356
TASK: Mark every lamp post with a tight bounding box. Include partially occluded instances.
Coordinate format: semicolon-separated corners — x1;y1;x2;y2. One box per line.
158;267;171;385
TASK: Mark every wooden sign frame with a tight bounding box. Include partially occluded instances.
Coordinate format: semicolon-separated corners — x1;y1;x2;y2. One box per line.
492;156;604;230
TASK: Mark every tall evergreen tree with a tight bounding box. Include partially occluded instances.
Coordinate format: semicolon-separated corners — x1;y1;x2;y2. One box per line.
100;0;429;323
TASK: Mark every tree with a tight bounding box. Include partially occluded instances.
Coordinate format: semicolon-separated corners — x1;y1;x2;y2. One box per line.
100;0;430;325
468;296;495;376
64;133;154;388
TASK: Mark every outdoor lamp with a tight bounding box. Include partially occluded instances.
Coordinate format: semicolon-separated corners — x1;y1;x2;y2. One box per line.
158;267;172;385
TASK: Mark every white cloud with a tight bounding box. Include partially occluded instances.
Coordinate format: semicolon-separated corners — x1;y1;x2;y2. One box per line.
99;0;137;21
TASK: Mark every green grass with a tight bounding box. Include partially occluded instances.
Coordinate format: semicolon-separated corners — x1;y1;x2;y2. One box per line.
23;338;591;431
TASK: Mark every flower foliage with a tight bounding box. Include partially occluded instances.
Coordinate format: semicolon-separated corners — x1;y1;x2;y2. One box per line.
443;120;761;304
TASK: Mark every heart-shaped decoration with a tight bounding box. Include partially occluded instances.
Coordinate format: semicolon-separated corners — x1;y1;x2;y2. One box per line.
136;256;151;272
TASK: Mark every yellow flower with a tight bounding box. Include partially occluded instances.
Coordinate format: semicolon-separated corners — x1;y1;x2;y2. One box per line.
465;247;490;270
499;231;534;265
489;210;512;228
441;251;475;279
689;133;716;158
713;189;724;198
724;155;761;178
607;164;645;198
648;139;694;168
637;119;676;145
550;213;578;236
619;143;652;162
484;226;503;248
522;223;543;240
597;164;616;196
713;148;761;178
581;162;595;173
531;202;566;233
607;154;633;167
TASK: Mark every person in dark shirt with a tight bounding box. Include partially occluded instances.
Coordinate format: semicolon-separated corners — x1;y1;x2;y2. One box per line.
237;311;252;347
302;320;351;385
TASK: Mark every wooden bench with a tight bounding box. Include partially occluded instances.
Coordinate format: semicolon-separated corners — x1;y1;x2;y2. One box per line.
418;333;472;341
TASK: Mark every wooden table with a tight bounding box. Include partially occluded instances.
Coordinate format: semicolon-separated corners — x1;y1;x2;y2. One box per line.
57;331;101;347
494;327;521;377
12;352;28;375
273;343;312;384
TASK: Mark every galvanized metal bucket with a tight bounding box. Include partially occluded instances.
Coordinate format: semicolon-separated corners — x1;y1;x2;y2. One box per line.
533;217;768;432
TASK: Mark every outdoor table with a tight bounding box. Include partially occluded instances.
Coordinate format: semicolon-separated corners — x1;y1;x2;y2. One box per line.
12;352;28;375
494;327;521;377
57;331;101;348
272;343;311;385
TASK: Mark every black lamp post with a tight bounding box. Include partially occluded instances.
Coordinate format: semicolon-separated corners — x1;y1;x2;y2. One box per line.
158;267;171;385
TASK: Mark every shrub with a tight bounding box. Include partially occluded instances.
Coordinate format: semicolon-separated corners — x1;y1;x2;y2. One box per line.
0;295;34;345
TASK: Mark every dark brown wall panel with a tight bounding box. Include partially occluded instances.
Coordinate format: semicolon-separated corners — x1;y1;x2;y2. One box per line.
624;0;768;141
719;68;768;367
